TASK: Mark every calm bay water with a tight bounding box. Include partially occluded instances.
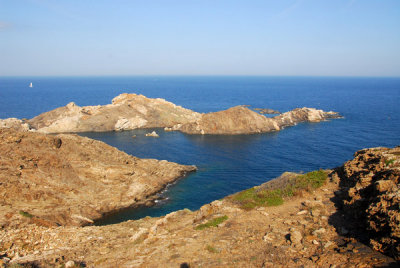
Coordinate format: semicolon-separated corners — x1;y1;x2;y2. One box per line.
0;76;399;224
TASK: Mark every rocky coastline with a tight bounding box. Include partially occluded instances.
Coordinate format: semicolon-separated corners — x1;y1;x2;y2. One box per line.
0;144;399;267
0;93;341;135
0;128;196;229
1;94;398;267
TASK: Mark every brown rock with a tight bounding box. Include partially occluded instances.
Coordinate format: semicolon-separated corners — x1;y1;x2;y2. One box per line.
176;106;340;135
331;146;400;260
0;128;196;227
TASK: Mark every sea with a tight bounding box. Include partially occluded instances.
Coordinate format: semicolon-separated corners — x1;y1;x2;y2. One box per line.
0;76;399;225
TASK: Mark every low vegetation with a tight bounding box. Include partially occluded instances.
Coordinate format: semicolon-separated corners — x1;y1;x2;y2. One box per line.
231;170;328;210
19;210;33;218
195;215;228;230
206;245;220;253
385;158;395;166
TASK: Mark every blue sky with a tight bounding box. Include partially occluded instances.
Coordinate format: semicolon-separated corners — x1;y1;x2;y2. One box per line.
0;0;399;76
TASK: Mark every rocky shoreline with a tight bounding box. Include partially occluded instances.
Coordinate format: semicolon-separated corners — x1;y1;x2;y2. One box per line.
1;93;341;135
0;145;399;267
1;95;398;267
0;128;196;228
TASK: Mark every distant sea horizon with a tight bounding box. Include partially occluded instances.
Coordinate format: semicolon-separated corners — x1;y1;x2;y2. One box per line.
1;75;399;224
2;74;400;78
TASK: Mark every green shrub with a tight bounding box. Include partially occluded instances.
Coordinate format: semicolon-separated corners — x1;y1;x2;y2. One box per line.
231;170;327;210
206;245;219;253
296;170;327;189
19;210;33;218
385;159;395;166
195;215;228;230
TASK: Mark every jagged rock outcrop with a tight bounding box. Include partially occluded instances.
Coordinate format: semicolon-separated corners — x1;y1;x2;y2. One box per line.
174;106;340;135
17;93;340;135
0;128;196;227
28;93;201;133
332;146;400;260
0;118;31;132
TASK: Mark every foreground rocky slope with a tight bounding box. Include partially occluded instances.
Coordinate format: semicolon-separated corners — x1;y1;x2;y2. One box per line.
0;128;196;228
0;146;398;267
22;93;340;134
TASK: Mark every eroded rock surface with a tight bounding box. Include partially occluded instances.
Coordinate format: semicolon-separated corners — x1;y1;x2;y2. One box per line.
1;148;399;267
0;118;32;132
0;128;196;228
332;146;400;260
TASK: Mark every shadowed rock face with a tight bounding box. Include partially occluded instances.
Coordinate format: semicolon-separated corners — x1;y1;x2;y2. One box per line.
23;94;340;134
332;146;400;260
0;128;196;227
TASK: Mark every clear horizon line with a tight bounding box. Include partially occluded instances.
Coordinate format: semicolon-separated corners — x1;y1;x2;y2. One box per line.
1;74;400;79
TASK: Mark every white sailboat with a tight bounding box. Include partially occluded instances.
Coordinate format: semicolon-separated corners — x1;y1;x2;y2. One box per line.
29;82;33;88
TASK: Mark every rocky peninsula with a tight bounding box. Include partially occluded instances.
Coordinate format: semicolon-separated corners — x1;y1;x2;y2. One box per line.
0;143;399;267
19;93;340;135
0;128;196;228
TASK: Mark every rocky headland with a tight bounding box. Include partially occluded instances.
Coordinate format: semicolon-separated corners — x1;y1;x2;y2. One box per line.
0;145;399;267
173;105;339;135
5;93;340;135
0;128;196;228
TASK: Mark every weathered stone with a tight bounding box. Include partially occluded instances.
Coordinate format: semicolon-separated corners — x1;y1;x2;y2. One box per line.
65;260;75;268
289;228;303;245
0;128;196;227
145;131;159;137
332;146;400;260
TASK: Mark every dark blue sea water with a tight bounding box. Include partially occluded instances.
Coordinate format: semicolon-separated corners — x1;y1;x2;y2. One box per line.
0;76;399;224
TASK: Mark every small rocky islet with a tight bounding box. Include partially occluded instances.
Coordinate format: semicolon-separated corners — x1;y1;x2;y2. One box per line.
0;94;398;267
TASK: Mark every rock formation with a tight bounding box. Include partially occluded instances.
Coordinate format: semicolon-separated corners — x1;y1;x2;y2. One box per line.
145;131;159;137
0;128;196;228
331;146;400;260
19;93;339;135
28;93;201;133
174;106;340;135
0;146;398;267
0;118;31;132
